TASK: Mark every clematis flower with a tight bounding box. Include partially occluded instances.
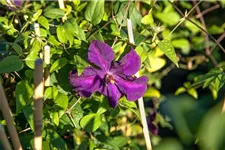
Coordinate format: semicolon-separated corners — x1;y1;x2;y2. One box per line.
6;0;23;10
69;40;148;108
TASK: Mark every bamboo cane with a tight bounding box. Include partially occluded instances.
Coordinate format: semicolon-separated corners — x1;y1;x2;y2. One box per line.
58;0;66;22
0;124;12;150
44;45;50;87
33;59;44;150
127;19;152;150
0;83;22;150
34;23;40;38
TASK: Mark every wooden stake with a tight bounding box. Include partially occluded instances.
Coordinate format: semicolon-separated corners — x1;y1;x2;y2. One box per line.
0;124;12;150
44;45;50;87
58;0;66;22
0;83;22;150
33;59;44;150
127;19;152;150
34;23;40;38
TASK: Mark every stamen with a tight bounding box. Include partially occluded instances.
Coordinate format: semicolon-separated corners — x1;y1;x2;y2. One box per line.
105;74;115;84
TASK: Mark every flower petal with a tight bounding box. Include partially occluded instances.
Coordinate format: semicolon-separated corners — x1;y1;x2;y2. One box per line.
107;83;122;108
88;40;114;72
119;48;141;76
69;67;104;97
116;76;148;101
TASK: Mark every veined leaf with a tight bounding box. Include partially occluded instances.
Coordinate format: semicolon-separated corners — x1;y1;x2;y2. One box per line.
44;8;65;19
85;0;104;25
158;39;179;67
57;25;67;43
0;55;23;73
16;81;33;115
80;114;102;132
50;57;67;73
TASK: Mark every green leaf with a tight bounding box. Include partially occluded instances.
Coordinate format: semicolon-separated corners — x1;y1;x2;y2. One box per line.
63;22;74;46
50;57;68;73
38;16;49;29
73;55;88;75
43;129;67;149
23;106;34;130
70;101;84;128
141;13;154;25
68;18;86;41
12;43;23;56
119;97;140;119
158;39;179;67
57;25;67;43
44;86;58;99
175;87;186;95
85;0;104;25
172;38;190;55
0;55;23;73
25;53;39;69
111;136;129;148
193;70;223;86
32;9;42;22
16;81;33;115
80;114;102;132
154;5;180;26
187;88;198;99
44;9;65;19
54;92;68;117
50;111;59;126
136;46;148;63
144;88;161;98
184;19;202;34
48;36;60;46
95;134;120;150
61;100;84;128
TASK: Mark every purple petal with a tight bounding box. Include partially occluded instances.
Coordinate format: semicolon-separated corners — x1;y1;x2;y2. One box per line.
115;76;148;101
88;40;114;72
14;0;22;7
68;67;104;97
107;83;122;108
119;48;141;76
148;122;158;135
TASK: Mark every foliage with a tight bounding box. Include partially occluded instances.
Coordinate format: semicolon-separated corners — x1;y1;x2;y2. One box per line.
0;0;225;149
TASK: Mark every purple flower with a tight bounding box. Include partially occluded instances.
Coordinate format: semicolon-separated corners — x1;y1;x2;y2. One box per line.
7;0;23;10
148;109;158;135
69;40;148;108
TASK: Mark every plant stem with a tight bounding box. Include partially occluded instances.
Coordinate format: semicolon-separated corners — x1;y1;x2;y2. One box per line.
127;19;152;150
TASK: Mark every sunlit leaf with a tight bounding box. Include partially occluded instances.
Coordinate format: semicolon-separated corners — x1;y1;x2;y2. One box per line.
80;114;102;132
175;87;186;95
144;88;161;98
38;16;49;29
57;25;67;43
85;0;104;25
187;88;198;99
44;8;65;19
158;39;179;67
50;57;68;73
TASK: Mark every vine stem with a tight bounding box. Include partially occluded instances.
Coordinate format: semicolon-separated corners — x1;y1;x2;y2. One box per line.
127;19;152;150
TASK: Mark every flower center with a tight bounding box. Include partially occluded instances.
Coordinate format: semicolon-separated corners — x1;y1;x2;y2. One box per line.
105;74;115;84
